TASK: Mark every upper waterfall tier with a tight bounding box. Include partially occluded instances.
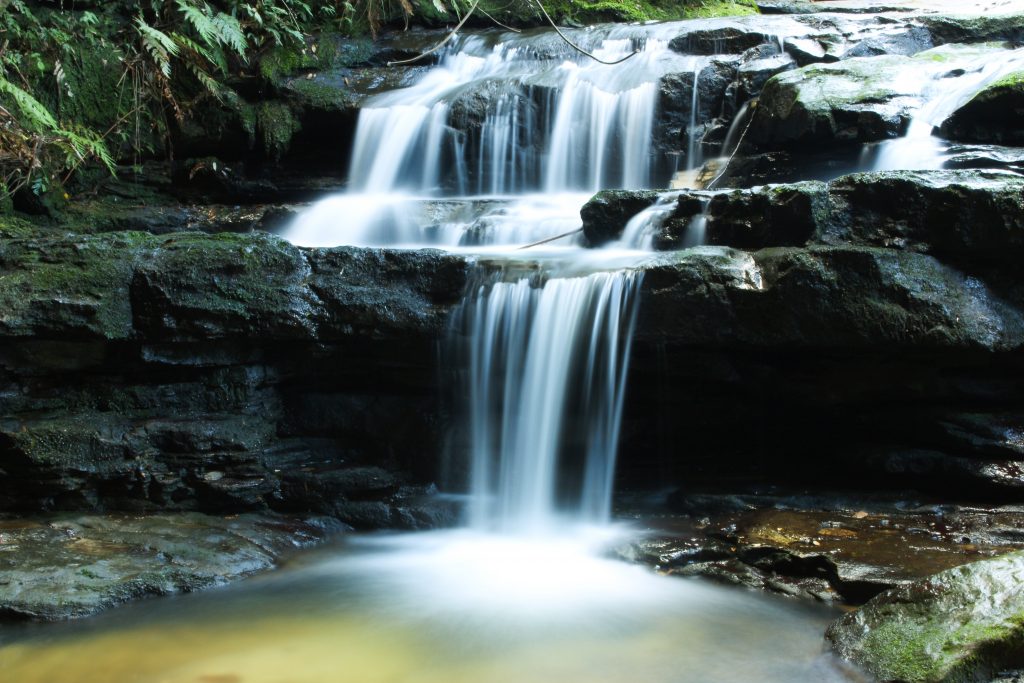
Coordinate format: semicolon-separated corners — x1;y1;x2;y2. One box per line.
348;35;698;197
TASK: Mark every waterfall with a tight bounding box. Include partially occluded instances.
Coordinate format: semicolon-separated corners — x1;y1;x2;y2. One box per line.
282;21;728;535
461;269;642;533
284;30;693;249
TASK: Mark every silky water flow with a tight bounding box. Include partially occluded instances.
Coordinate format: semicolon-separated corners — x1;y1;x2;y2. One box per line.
0;20;858;683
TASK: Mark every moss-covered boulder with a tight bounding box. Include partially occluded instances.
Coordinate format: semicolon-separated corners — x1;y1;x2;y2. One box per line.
747;55;924;148
940;70;1024;146
826;551;1024;682
746;44;1008;150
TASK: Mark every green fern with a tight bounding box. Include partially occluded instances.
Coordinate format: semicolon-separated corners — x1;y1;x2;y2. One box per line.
0;74;58;132
136;17;179;77
212;13;249;57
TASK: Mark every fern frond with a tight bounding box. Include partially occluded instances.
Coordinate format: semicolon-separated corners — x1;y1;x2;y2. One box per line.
176;0;218;45
212;13;248;57
62;128;116;175
171;31;215;66
0;73;58;132
136;17;178;77
185;60;224;100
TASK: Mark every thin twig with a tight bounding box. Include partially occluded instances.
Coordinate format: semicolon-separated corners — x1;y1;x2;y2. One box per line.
531;0;638;65
517;227;582;249
387;0;482;66
479;7;522;32
706;104;754;190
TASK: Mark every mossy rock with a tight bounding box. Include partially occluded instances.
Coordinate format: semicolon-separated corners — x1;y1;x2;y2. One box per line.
747;44;1009;150
259;33;376;88
0;231;155;339
940;70;1024;146
826;551;1024;682
747;55;923;148
921;13;1024;46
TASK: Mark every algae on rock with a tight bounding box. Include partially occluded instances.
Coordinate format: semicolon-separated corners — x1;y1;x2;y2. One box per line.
827;551;1024;683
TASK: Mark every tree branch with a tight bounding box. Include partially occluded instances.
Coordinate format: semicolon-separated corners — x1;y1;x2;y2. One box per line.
387;0;482;66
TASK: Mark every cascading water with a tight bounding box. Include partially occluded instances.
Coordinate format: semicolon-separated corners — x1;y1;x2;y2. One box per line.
461;269;642;534
0;15;864;683
285;27;716;249
868;47;1024;172
284;24;730;533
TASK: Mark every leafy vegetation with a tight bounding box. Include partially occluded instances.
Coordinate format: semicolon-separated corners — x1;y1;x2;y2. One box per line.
0;0;358;205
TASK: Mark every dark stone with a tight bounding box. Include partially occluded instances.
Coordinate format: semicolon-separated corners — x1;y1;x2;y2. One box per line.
821;170;1024;265
580;190;661;245
638;245;1024;351
783;37;831;66
704;181;829;249
735;52;797;102
940;72;1024;146
842;25;934;59
670;26;774;56
657;59;739;163
921;14;1024;46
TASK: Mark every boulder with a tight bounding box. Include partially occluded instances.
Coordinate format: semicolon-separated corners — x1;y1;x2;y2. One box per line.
827;551;1024;682
940;71;1024;146
585;170;1024;266
747;55;924;149
704;181;829;249
821;170;1024;264
920;13;1024;46
580;190;661;245
670;25;774;55
842;25;934;59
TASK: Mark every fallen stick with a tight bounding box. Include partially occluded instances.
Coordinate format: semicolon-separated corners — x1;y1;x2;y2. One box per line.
517;227;583;249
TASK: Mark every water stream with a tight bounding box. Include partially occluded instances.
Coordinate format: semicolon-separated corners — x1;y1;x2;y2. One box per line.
0;16;867;683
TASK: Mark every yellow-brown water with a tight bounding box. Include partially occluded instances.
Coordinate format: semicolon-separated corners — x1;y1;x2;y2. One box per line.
0;530;858;683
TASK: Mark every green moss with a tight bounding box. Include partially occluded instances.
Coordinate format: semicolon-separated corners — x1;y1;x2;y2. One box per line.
259;34;375;87
501;0;757;24
259;46;316;85
254;101;302;160
286;78;356;111
0;214;40;239
985;69;1024;92
0;231;155;339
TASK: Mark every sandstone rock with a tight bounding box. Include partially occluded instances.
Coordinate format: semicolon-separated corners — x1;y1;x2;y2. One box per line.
0;513;340;621
827;551;1024;682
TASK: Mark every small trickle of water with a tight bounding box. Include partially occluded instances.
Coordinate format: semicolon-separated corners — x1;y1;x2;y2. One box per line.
687;64;703;170
618;193;684;250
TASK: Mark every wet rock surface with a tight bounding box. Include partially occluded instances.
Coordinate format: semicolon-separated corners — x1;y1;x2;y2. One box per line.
826;550;1024;682
617;490;1024;605
941;70;1024;147
0;513;341;621
0;228;465;527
